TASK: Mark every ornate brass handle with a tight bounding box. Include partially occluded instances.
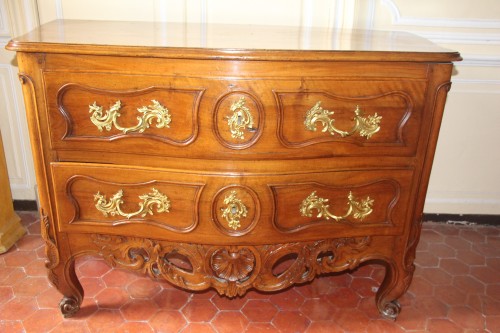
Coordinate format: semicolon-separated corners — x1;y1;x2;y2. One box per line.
94;188;170;219
226;97;255;139
300;191;374;221
89;100;171;134
304;102;381;139
220;190;248;230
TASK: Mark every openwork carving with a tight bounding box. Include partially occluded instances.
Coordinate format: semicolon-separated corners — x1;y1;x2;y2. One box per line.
91;234;371;297
304;102;382;139
220;190;248;230
94;188;170;219
89;100;171;134
300;191;374;222
226;97;255;139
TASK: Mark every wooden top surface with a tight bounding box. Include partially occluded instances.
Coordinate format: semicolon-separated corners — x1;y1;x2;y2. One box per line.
6;19;461;62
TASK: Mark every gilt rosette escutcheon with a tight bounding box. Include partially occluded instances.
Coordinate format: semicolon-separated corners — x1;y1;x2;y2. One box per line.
300;191;374;222
89;99;171;134
304;102;382;139
94;188;170;219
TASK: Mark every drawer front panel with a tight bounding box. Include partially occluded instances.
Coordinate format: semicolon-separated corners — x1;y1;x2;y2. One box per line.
271;179;401;233
52;164;205;234
45;73;204;147
45;72;425;160
52;163;413;242
267;170;414;237
275;79;426;156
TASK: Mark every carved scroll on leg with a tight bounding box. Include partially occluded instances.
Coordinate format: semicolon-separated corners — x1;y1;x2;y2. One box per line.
41;212;83;317
50;255;84;317
375;259;414;320
57;258;83;318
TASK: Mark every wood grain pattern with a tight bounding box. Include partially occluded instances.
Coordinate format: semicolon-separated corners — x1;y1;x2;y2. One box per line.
6;20;461;62
51;76;204;145
6;20;460;319
275;88;415;150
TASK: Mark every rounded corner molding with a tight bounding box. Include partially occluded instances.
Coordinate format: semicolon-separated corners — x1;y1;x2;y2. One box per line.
213;91;264;150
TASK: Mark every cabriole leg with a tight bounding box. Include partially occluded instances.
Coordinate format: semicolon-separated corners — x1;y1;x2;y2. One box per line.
41;213;84;317
375;259;414;320
49;258;84;318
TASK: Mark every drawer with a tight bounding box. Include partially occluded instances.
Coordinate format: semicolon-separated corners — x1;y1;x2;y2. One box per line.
52;162;413;243
45;71;426;161
51;163;206;236
270;177;406;234
274;78;426;157
268;169;412;238
45;72;205;150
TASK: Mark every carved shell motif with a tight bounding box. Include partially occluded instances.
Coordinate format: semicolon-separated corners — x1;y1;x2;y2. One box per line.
211;247;255;282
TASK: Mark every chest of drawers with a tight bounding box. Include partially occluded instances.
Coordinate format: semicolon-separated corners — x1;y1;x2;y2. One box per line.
6;20;461;319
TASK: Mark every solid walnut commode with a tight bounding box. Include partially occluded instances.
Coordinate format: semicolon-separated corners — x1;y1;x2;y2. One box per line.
6;20;461;319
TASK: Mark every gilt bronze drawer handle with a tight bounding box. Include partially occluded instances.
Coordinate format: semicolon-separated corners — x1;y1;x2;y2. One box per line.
304;102;381;139
89;100;171;134
226;97;255;139
94;188;170;219
300;191;374;221
221;190;248;230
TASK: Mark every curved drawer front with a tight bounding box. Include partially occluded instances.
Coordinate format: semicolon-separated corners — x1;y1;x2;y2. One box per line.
274;79;426;157
269;169;413;234
52;163;205;234
45;73;204;148
52;162;413;242
44;70;426;160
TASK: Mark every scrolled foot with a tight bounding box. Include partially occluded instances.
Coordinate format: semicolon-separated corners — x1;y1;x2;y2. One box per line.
59;296;81;318
379;300;401;320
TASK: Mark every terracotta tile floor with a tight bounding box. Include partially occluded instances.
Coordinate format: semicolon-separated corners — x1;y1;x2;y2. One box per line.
1;212;499;332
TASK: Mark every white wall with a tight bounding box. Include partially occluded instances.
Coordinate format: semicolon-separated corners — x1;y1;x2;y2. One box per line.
3;0;500;214
359;0;500;214
0;0;37;200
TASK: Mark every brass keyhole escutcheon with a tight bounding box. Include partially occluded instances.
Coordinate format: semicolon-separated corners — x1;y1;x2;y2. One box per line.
220;190;248;230
226;97;255;139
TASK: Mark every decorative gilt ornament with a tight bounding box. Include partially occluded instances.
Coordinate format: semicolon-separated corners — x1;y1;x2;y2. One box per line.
94;188;170;219
304;102;381;139
220;190;248;230
89;99;171;134
226;97;255;139
300;191;374;222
